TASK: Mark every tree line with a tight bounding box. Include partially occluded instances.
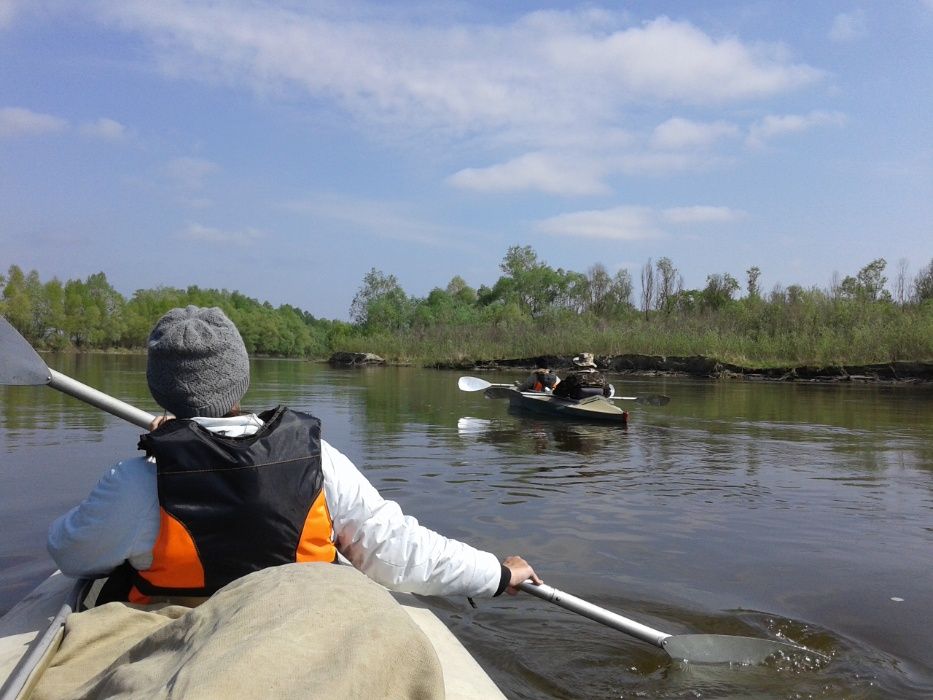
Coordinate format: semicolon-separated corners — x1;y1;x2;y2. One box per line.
3;249;932;364
0;266;346;356
349;246;933;327
346;247;933;364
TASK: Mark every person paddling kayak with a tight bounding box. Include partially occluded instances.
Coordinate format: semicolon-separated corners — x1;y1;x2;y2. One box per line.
551;352;612;400
47;305;540;603
516;356;560;392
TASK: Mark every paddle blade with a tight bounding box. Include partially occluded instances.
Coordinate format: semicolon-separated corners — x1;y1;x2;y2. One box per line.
662;634;822;665
0;317;52;386
458;376;491;392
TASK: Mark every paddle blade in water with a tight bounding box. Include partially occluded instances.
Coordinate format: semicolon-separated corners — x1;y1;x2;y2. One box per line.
642;394;671;406
0;317;52;385
661;634;821;665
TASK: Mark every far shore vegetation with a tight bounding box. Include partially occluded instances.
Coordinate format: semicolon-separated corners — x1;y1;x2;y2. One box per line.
3;247;932;368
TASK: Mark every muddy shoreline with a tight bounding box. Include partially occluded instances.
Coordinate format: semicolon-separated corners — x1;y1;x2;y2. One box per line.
429;354;933;384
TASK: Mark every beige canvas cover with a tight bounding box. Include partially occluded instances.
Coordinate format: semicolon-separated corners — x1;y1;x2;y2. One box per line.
31;563;445;699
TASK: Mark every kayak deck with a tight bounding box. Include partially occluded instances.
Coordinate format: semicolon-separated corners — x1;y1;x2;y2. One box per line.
0;572;505;700
504;390;629;425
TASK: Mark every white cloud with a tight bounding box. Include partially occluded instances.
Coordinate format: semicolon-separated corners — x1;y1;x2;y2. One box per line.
537;206;663;241
651;117;739;150
179;223;262;245
662;206;745;224
747;110;846;148
537;203;743;240
0;107;68;137
451;145;734;195
79;117;128;140
81;3;827;195
829;11;867;43
95;4;823;137
448;152;610;196
164;156;219;190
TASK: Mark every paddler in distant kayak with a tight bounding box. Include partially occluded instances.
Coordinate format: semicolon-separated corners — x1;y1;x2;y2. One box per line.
47;305;540;603
516;356;560;393
551;352;612;400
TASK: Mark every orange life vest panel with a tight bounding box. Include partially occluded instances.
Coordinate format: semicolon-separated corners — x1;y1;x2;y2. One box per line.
130;406;335;601
533;370;558;392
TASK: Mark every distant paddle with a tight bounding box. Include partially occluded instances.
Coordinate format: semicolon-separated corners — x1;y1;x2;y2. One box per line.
457;376;671;406
457;376;513;392
519;581;827;665
0;316;155;428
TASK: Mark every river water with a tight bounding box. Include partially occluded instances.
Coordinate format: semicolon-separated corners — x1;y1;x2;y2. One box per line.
1;355;931;699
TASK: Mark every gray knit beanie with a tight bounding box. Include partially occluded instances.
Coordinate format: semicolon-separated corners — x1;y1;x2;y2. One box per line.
146;305;250;418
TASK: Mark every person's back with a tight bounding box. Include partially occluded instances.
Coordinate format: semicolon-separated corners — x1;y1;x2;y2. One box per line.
48;305;540;604
552;353;610;400
517;357;559;392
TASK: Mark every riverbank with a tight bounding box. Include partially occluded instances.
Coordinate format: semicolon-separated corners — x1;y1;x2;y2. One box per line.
42;348;933;383
427;354;933;383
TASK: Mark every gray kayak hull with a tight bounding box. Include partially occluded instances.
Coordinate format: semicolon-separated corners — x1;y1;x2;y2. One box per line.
506;390;629;425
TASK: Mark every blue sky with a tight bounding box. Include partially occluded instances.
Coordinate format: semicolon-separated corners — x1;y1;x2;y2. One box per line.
2;1;932;320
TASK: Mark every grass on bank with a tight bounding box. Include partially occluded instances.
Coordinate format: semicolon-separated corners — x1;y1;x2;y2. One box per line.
337;302;933;368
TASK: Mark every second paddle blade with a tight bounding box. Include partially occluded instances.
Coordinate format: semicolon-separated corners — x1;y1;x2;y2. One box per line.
662;633;823;665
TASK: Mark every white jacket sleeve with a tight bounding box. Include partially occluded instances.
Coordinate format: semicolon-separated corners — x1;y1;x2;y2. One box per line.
46;456;160;578
321;440;503;598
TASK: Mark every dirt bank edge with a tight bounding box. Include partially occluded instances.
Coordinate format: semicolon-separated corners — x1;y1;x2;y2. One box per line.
429;355;933;383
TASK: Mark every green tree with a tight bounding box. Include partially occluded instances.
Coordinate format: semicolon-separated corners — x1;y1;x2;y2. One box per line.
40;278;68;348
609;269;634;313
912;258;933;302
496;245;567;315
702;273;740;310
445;276;477;306
586;265;633;316
85;272;125;346
639;259;654;321
2;265;35;337
839;258;890;302
350;268;411;331
746;266;761;299
63;279;97;347
584;264;612;315
655;257;678;312
499;244;539;280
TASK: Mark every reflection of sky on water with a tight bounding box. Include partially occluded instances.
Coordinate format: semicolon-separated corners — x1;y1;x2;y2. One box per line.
457;414;627;457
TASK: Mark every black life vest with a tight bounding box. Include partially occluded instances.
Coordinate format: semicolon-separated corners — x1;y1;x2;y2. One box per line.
130;406;335;600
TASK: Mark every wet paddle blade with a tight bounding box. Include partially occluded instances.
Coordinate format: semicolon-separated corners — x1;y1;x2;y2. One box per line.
459;376;516;397
458;376;491;391
662;634;822;665
0;317;52;385
520;581;826;666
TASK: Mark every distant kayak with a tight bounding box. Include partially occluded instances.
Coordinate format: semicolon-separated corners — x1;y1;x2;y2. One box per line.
488;386;629;425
